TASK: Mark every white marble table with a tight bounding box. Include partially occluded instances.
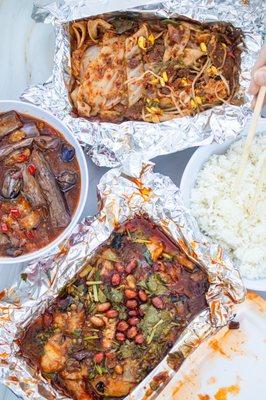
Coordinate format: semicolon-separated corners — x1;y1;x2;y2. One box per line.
0;1;265;399
0;2;196;398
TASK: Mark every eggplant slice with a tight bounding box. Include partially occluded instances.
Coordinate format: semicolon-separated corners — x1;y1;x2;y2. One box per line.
0;111;23;139
31;149;71;229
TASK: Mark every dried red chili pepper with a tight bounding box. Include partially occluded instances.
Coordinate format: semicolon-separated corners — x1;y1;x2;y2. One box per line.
10;208;21;219
1;223;8;233
27;164;36;175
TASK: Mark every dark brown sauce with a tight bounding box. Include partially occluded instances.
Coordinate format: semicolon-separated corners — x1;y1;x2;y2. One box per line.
19;215;209;400
0;111;81;257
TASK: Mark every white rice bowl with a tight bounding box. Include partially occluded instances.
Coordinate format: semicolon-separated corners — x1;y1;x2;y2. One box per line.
191;134;266;279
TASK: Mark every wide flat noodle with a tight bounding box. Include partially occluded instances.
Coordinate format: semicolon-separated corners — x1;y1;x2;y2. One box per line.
125;24;147;107
21;0;264;167
72;33;127;119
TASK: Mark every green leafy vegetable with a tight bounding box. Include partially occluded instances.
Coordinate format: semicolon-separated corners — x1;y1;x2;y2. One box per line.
106;288;123;304
147;319;164;344
112;18;135;35
139;305;172;341
119;341;135;358
147;274;167;295
98;288;107;303
93;284;98;302
119;340;143;359
118;307;127;320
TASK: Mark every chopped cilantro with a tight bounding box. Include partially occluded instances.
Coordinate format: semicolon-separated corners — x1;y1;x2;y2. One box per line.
139;305;172;341
119;340;140;359
98;288;107;303
147;274;167;295
106;288;123;304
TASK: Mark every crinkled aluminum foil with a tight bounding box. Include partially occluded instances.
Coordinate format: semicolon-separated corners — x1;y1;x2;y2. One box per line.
0;158;245;400
20;0;265;167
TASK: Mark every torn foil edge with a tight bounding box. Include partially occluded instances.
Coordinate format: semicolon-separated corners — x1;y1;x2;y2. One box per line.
0;158;245;400
20;0;265;167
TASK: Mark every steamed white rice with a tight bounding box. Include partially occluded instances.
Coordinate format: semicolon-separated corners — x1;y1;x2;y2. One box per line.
191;134;266;279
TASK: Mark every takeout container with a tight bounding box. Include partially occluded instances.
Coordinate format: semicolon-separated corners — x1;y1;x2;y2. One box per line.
21;0;264;167
180;117;266;291
0;100;89;264
0;158;245;400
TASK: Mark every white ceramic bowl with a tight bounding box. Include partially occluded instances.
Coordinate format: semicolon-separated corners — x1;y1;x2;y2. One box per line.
180;118;266;291
0;100;89;264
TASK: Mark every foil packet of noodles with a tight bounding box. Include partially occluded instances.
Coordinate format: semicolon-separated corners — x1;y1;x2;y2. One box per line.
0;157;245;400
21;0;265;167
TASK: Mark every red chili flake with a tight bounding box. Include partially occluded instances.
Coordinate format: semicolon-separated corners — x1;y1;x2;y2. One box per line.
19;154;29;163
1;223;8;233
10;208;21;219
228;51;235;59
25;231;34;239
93;353;104;364
27;164;36;175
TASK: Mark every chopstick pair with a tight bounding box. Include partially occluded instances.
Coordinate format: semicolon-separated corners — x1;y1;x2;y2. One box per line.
233;85;266;199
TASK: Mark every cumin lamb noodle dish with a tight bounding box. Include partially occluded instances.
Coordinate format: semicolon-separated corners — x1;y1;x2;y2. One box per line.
70;16;243;123
19;215;209;400
0;110;80;257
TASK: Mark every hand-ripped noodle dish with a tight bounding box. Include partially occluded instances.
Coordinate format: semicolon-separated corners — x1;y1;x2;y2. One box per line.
70;17;243;123
0;111;80;257
19;215;209;400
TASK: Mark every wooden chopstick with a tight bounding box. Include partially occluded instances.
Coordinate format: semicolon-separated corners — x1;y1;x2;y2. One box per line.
233;85;266;197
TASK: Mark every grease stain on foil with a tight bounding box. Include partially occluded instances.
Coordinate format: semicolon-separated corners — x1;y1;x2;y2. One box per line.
214;383;240;400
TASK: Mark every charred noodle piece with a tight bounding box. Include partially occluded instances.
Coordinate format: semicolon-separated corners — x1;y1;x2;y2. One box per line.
19;215;209;400
22;166;46;208
0;111;22;138
31;149;70;228
0;138;33;161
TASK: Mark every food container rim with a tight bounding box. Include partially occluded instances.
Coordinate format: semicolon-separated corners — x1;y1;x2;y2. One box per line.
180;117;266;291
0;99;89;264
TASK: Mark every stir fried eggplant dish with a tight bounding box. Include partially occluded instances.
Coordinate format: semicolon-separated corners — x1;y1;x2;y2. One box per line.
70;16;242;123
19;215;209;400
0;111;80;257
